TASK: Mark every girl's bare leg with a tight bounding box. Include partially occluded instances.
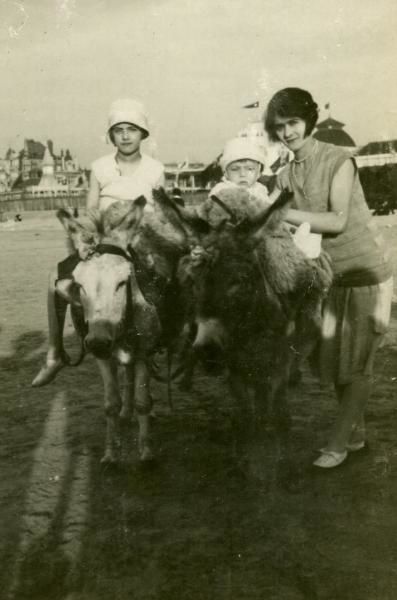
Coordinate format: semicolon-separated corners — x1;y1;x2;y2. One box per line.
32;271;67;387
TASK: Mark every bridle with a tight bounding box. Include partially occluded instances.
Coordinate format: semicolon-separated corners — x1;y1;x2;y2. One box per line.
57;243;135;368
189;196;294;321
60;241;178;406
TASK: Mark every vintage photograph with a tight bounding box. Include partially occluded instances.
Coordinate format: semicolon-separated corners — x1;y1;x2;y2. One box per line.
0;1;396;598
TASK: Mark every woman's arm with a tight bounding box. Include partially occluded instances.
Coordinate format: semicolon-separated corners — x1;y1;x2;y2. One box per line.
284;159;354;234
86;170;100;211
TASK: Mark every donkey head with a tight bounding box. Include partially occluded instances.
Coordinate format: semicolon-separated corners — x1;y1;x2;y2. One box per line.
56;198;160;360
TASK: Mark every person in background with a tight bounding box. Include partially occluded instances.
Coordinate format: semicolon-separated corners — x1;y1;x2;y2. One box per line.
264;87;393;468
32;98;164;387
171;186;185;206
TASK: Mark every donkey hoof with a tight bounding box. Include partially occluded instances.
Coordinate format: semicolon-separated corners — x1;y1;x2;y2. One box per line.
119;410;133;423
140;446;154;462
100;452;118;465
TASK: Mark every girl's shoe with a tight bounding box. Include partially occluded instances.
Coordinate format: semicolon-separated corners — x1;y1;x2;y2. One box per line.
313;450;348;469
32;359;65;387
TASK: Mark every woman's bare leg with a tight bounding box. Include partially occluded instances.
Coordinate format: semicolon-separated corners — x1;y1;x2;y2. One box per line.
324;376;371;453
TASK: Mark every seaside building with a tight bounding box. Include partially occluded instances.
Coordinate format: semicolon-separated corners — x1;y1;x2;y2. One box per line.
0;139;88;197
313;117;356;150
164;161;211;192
355;139;397;168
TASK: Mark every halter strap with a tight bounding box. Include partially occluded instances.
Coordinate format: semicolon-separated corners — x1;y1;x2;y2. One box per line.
94;243;132;262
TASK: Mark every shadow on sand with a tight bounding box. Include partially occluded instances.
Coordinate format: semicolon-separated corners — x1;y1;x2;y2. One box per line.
1;315;397;599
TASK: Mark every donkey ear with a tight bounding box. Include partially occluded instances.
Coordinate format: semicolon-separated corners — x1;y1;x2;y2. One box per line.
57;208;97;258
57;208;83;235
105;197;146;232
153;187;211;237
133;195;147;209
235;189;293;236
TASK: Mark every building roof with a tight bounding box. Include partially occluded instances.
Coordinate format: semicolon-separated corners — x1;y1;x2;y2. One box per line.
316;117;345;130
357;139;397;156
313;128;356;147
22;139;46;159
313;115;356;147
164;162;206;174
5;148;17;160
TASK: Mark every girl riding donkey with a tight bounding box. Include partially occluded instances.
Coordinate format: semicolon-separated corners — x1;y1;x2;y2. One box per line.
32;98;165;387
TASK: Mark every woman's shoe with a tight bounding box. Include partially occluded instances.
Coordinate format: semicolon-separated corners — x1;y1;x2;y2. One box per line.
313;450;348;469
32;359;65;387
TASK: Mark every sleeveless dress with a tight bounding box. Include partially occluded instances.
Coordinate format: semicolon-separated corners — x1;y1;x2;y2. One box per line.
277;140;393;385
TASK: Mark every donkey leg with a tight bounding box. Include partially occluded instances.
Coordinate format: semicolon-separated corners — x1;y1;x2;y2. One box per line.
134;359;154;462
228;370;252;442
96;358;122;464
120;365;134;421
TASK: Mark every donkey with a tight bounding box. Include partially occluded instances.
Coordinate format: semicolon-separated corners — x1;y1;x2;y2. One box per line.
157;187;333;425
56;197;187;463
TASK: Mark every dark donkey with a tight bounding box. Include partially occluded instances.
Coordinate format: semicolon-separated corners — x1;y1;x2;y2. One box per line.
56;197;187;463
158;186;333;425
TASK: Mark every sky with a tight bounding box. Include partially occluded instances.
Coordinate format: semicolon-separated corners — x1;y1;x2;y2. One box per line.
0;0;396;168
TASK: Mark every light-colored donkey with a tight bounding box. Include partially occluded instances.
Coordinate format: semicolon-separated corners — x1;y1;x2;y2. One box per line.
56;197;186;463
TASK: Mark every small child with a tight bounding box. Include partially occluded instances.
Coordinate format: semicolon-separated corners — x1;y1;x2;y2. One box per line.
215;137;271;202
32;98;164;387
193;137;321;259
192;137;271;227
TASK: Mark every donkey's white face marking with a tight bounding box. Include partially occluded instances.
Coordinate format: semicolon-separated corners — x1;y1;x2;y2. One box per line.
73;254;131;326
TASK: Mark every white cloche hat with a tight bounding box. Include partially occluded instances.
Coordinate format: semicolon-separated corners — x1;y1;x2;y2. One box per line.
220;137;266;171
107;98;150;138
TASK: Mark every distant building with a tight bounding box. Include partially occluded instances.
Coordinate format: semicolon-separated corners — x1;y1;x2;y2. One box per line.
355;139;397;168
313;117;356;149
0;148;21;192
0;138;88;196
164;161;211;192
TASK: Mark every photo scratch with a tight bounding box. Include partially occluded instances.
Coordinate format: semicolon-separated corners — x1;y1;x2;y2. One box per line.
56;0;77;26
5;1;29;39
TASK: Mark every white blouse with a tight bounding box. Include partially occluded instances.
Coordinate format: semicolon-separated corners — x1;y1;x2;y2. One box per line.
91;153;165;212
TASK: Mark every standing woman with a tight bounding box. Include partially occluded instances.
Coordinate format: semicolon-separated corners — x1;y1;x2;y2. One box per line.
264;88;393;468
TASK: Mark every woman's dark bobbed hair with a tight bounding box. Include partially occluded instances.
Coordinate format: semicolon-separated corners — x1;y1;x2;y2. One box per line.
264;88;319;142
